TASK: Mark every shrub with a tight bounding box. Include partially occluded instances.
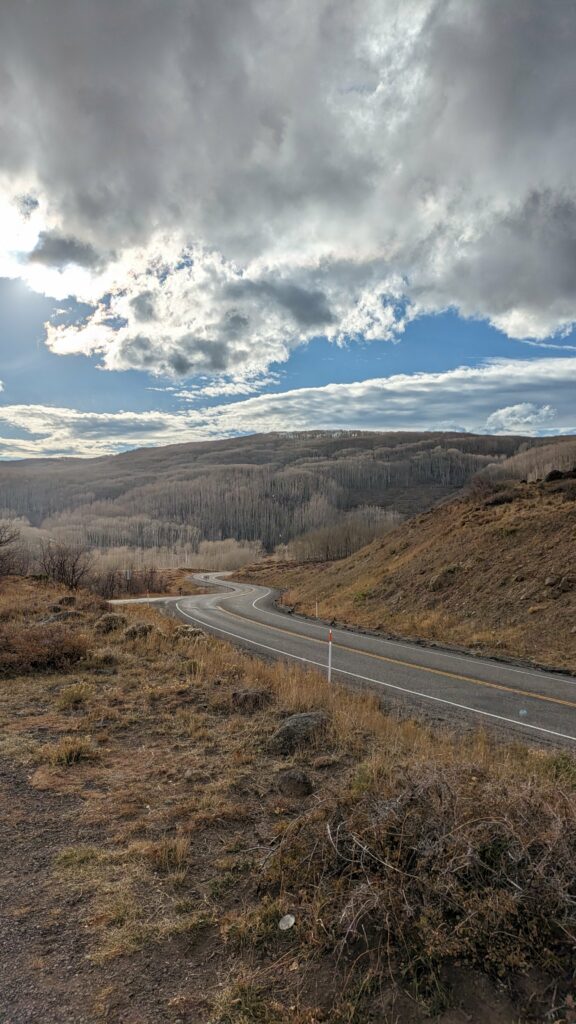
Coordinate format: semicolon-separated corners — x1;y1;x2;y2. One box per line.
0;623;87;675
94;612;127;635
44;736;95;766
265;762;576;1002
123;622;153;640
56;683;92;711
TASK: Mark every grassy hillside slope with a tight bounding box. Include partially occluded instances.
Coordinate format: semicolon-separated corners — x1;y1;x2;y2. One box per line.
239;476;576;674
2;577;576;1022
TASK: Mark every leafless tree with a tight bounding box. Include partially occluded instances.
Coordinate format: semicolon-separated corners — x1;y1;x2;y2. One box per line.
38;540;93;590
0;522;23;577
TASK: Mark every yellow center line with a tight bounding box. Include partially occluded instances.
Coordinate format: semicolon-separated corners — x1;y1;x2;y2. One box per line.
220;604;576;711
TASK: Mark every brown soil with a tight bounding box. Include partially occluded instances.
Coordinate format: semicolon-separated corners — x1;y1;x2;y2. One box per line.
237;479;576;674
1;579;575;1023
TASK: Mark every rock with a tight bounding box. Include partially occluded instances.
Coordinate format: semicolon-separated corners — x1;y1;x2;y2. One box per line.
175;624;205;639
544;469;565;482
270;711;330;754
276;768;313;798
231;689;271;713
95;612;127;634
42;609;83;622
123;622;153;640
557;577;574;592
544;575;561;587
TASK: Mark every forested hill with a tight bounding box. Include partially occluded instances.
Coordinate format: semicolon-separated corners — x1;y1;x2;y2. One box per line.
0;431;569;552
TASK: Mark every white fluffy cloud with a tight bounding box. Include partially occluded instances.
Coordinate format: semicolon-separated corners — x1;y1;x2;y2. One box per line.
1;0;576;379
0;358;574;458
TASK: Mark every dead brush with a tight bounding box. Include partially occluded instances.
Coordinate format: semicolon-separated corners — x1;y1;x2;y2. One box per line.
44;735;96;767
56;682;93;710
263;761;576;1007
0;622;87;675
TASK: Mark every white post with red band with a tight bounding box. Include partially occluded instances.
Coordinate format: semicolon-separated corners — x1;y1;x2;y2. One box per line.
327;628;333;683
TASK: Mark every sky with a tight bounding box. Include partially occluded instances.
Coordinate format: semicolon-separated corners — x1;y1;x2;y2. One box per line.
1;0;576;458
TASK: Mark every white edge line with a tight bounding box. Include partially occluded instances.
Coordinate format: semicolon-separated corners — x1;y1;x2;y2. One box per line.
193;576;576;688
175;601;576;745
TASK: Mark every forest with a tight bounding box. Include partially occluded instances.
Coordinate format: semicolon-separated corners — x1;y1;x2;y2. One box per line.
0;430;574;592
0;430;559;542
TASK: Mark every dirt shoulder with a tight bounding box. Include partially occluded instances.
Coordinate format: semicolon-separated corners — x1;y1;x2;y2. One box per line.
2;579;576;1023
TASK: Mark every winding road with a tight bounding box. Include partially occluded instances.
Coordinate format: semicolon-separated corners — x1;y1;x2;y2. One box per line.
117;573;576;747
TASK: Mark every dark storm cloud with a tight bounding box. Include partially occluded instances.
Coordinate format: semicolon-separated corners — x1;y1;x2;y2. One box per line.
28;231;101;268
130;291;157;322
225;280;335;328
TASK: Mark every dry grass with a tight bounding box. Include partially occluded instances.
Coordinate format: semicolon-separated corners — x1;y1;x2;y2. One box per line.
0;621;88;675
2;577;576;1022
55;682;93;711
43;735;96;766
238;481;576;674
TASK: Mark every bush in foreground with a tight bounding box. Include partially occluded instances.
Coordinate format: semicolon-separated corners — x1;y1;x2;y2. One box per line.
264;759;576;1010
0;622;87;675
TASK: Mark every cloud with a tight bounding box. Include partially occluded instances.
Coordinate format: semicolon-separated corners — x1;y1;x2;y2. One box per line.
0;1;576;377
0;357;574;458
484;403;557;434
28;231;102;269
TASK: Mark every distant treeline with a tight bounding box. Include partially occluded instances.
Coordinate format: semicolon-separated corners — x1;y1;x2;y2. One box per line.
0;431;566;553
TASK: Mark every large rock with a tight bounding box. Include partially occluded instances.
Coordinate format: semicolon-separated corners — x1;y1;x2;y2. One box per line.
175;624;205;639
270;711;330;754
43;609;83;623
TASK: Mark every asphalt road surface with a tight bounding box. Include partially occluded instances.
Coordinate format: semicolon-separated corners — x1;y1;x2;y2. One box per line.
119;572;576;747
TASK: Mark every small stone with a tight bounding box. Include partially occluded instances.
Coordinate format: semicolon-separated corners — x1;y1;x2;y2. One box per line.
544;575;561;587
231;689;271;713
276;768;313;798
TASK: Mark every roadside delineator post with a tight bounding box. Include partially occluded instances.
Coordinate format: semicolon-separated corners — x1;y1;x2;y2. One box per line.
327;628;333;683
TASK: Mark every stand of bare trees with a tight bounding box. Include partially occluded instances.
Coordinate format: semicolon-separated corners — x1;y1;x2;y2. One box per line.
287;507;403;562
37;540;93;590
0;523;31;578
0;431;552;555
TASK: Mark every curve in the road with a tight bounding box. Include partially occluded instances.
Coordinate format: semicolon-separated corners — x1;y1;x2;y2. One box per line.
157;572;576;747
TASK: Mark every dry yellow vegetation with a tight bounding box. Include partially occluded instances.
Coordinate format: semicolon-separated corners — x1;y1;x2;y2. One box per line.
1;576;576;1022
239;479;576;674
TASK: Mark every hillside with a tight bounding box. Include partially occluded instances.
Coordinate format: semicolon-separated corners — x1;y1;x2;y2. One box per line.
0;431;568;556
3;577;576;1022
238;473;576;674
